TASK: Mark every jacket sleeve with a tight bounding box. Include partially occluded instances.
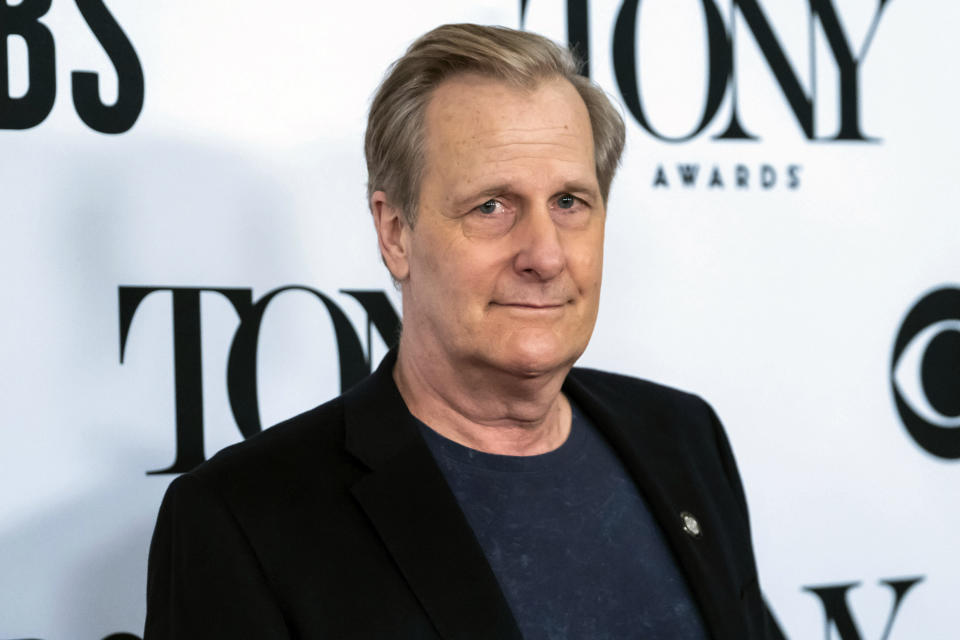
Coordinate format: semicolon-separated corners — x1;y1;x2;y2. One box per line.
705;402;788;640
144;472;290;639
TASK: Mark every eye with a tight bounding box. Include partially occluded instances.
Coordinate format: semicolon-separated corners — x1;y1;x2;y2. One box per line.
463;198;514;238
557;194;576;209
477;199;500;215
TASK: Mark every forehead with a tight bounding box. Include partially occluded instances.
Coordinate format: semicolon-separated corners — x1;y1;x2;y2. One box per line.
422;73;596;180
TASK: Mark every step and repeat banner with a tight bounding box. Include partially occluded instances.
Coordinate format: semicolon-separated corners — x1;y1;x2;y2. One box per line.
1;0;957;638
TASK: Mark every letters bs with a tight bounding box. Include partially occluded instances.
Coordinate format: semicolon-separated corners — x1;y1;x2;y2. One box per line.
1;0;143;133
524;0;893;141
118;286;399;475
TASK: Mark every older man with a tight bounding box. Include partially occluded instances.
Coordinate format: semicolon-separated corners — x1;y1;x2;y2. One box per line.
145;24;773;639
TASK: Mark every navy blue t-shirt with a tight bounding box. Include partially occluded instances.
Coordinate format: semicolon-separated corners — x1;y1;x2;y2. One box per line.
417;401;709;640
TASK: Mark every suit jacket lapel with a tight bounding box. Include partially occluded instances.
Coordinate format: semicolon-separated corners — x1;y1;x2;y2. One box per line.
343;351;523;640
563;372;748;640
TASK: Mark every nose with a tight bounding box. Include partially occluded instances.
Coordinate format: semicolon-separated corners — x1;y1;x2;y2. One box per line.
512;206;565;280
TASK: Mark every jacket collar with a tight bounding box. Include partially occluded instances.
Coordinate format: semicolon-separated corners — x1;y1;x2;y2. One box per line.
343;349;523;640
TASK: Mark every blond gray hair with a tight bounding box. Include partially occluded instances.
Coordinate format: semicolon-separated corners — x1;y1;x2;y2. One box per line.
365;23;626;225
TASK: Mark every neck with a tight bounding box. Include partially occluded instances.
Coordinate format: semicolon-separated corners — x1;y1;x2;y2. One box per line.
393;338;573;456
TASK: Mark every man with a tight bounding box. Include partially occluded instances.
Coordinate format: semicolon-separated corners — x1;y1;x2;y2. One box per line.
145;24;774;639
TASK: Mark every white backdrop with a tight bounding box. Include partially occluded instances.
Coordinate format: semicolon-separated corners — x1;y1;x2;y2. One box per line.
1;1;958;638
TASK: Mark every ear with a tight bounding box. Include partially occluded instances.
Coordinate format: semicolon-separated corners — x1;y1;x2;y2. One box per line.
370;190;411;281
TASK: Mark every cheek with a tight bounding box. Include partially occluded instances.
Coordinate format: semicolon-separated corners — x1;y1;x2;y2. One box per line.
413;235;497;306
570;243;604;293
453;253;505;306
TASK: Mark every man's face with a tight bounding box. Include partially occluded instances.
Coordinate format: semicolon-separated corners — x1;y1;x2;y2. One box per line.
398;73;605;379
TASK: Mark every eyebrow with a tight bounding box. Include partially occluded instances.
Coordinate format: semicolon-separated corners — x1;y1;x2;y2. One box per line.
561;181;602;201
451;184;512;210
452;181;601;209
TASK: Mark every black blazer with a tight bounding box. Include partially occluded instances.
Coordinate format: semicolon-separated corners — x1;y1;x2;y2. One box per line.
144;351;776;639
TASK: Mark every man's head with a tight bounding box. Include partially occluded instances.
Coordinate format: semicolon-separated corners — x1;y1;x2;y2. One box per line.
365;23;625;226
367;24;625;381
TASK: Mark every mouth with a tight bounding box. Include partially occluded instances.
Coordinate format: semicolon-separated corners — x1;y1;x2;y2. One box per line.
491;301;569;310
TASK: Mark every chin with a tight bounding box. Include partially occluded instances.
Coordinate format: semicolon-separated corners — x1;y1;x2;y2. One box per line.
495;333;583;379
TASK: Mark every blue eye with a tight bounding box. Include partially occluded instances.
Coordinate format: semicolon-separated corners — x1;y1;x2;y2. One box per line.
478;200;498;214
557;194;575;209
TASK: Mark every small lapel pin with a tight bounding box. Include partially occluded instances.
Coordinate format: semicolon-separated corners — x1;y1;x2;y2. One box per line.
680;511;702;538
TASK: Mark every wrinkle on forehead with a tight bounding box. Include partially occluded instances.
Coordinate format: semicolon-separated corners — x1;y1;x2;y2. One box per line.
431;117;593;168
439;137;595;188
466;129;585;151
436;126;590;158
468;125;581;140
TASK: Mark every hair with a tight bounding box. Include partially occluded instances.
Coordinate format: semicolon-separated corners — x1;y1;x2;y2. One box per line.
365;23;626;226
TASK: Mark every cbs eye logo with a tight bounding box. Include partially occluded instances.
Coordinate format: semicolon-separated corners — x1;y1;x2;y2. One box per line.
890;287;960;459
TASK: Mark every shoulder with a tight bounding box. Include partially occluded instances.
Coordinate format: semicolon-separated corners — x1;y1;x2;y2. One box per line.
566;366;716;424
567;366;749;517
166;394;363;522
197;396;348;479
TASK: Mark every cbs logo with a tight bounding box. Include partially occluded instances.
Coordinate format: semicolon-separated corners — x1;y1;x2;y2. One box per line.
890;287;960;459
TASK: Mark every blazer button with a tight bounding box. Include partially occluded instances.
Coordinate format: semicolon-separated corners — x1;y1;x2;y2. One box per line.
680;511;702;538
